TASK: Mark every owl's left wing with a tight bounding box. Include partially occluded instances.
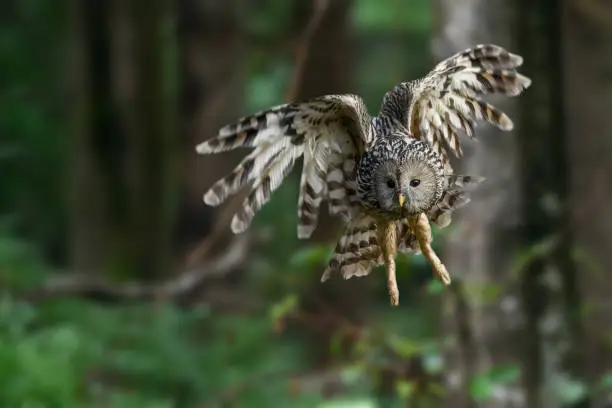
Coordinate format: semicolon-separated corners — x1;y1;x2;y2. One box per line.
407;44;531;169
196;94;373;239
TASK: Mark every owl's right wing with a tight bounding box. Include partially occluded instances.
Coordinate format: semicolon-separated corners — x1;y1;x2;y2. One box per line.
196;94;374;239
407;44;532;169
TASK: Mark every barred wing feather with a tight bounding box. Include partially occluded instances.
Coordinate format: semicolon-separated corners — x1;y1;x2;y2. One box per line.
195;94;373;238
408;44;532;168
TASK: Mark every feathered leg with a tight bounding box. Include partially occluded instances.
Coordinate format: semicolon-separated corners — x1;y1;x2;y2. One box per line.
378;220;400;306
410;213;451;285
321;215;441;306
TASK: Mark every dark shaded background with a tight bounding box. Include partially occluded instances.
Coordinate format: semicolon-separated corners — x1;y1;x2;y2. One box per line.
2;0;612;407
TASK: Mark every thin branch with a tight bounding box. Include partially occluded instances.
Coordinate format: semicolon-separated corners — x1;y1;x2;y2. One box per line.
284;0;330;102
26;234;249;302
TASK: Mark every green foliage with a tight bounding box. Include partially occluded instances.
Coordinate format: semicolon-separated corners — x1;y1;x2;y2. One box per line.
469;363;521;402
241;0;294;39
553;376;588;405
269;293;298;323
319;399;376;408
245;60;293;112
0;0;67;251
0;292;454;407
0;220;48;290
353;0;431;33
597;372;612;391
425;279;447;295
0;296;325;407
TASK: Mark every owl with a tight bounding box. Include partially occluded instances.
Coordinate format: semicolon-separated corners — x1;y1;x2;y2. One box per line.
196;44;531;305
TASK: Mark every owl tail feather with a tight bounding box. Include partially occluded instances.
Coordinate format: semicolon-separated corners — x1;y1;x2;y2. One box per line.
320;216;420;282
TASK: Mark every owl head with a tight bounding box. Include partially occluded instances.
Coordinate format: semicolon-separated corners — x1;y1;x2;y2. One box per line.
374;158;444;214
357;137;446;215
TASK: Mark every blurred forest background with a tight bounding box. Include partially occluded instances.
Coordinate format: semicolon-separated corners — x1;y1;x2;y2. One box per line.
2;0;612;407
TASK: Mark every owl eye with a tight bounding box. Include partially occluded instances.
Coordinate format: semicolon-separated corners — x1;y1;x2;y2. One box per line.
386;179;396;189
409;178;421;187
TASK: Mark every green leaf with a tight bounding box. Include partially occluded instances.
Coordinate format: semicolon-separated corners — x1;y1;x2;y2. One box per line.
597;372;612;390
510;235;558;278
269;294;298;322
387;335;421;358
353;0;430;32
288;245;332;269
422;351;444;374
426;279;446;295
461;282;505;304
487;363;521;384
554;376;587;404
469;374;493;401
318;398;376;408
469;363;520;402
395;379;415;399
339;362;365;386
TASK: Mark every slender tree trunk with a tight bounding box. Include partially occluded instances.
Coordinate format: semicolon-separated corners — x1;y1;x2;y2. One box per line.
70;0;177;279
517;0;587;405
108;0;177;279
563;1;612;405
69;0;114;275
128;0;176;279
175;0;245;258
433;1;524;407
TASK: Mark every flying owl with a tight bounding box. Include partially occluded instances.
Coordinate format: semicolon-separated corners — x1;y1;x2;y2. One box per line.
196;44;531;305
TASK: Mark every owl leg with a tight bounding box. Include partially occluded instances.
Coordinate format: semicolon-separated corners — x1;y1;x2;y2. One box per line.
377;220;400;306
410;213;452;285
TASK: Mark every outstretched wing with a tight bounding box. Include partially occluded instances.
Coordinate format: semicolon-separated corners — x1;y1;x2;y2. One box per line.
408;44;531;169
196;94;373;239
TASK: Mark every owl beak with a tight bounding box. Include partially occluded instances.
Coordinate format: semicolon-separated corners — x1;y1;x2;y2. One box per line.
398;193;406;208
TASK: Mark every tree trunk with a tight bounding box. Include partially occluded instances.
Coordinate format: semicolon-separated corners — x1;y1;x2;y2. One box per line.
433;1;524;407
517;0;592;406
435;1;593;407
68;0;114;275
70;0;177;280
563;1;612;405
108;0;177;279
174;0;246;260
128;0;176;279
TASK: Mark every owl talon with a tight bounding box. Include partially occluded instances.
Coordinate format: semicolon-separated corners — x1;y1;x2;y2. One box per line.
388;279;400;306
386;252;400;306
379;220;401;306
412;213;452;286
